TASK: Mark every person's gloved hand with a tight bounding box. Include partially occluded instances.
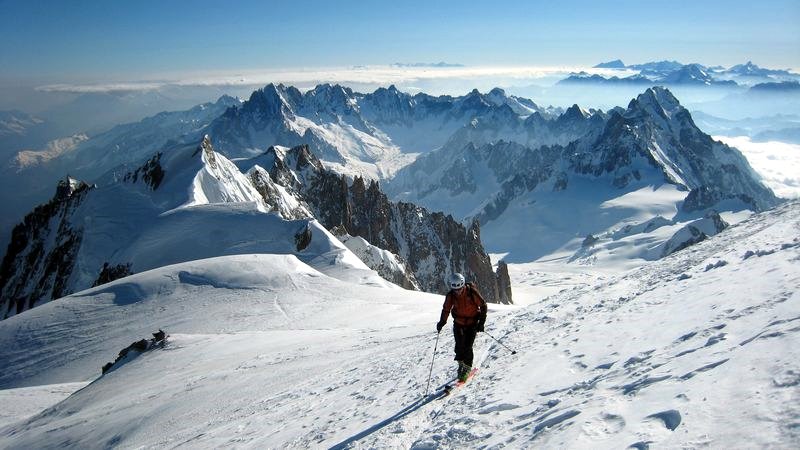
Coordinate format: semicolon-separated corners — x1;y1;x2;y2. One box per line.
436;321;445;333
476;320;485;332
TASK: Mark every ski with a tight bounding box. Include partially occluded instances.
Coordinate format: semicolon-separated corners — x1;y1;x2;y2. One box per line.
443;368;478;395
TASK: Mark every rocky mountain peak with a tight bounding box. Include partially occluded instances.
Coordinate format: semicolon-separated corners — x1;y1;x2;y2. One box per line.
291;144;324;173
215;94;241;108
488;87;506;95
55;176;89;201
1;175;94;318
458;89;491;111
523;111;548;127
307;84;358;109
557;104;589;125
241;83;295;118
199;134;217;168
625;86;683;124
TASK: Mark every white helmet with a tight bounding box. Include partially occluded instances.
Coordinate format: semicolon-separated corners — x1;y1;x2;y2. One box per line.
448;273;465;290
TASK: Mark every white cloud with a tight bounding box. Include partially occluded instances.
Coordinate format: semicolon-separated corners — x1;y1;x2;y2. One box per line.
36;82;165;93
35;65;625;95
715;135;800;199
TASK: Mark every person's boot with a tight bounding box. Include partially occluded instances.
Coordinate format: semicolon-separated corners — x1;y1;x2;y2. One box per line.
458;361;471;382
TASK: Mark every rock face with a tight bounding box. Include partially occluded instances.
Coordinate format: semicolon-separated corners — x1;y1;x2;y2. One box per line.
240;144;512;303
335;232;420;290
0;177;92;318
660;211;730;257
495;260;513;304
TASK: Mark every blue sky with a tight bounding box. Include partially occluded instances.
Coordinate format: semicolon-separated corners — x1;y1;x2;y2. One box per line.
1;0;799;85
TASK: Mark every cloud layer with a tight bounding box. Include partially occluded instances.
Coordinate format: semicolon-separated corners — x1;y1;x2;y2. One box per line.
715;135;800;199
35;65;631;95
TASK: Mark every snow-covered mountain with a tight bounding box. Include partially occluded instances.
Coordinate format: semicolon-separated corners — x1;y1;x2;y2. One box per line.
660;64;736;86
0;134;511;318
0;110;60;163
0;84;785;312
593;59;627;69
628;60;685;73
559;72;654;86
0;198;796;448
0;136;388;318
206;83;548;179
580;60;799;88
387;87;780;263
722;61;799;81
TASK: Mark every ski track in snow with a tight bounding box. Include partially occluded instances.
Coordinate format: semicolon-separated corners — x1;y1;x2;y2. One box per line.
0;202;798;448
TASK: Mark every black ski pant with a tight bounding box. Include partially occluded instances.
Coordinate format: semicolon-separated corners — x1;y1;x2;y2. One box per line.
453;323;478;367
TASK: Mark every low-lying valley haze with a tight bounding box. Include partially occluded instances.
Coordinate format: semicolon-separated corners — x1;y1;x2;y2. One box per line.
1;1;798;448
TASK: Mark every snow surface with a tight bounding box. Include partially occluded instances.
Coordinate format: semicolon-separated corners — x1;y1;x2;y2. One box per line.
0;201;798;448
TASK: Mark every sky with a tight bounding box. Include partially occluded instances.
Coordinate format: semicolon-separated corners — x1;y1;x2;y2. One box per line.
1;0;799;88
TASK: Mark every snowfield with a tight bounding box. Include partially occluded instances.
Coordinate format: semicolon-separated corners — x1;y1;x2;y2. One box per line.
0;200;798;448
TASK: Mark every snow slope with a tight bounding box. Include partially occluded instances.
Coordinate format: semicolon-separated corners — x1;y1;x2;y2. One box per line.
0;200;797;448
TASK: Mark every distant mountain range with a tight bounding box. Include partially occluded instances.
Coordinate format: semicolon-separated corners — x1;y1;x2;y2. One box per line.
580;60;799;87
386;87;779;260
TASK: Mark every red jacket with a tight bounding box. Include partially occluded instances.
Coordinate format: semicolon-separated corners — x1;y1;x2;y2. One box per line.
439;283;487;327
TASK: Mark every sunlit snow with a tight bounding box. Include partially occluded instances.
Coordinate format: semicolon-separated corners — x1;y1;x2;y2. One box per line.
0;201;797;448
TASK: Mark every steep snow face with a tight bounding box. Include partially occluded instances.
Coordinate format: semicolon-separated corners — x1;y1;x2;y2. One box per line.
184;136;267;208
0;201;796;449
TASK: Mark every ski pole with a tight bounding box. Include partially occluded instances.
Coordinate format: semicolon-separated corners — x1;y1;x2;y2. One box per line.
483;331;517;355
424;332;441;397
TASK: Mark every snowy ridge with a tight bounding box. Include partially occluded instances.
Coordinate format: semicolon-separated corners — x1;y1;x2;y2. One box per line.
0;136;390;318
0;200;797;448
184;135;267;208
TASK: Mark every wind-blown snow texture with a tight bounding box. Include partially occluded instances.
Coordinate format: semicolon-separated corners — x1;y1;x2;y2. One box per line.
0;200;797;448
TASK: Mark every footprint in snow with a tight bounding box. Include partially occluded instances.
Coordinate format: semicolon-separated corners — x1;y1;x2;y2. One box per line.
645;409;681;431
680;358;729;380
594;361;615;370
580;412;625;438
478;403;520;414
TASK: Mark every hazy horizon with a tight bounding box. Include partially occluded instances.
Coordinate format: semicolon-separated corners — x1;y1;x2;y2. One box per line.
2;0;799;88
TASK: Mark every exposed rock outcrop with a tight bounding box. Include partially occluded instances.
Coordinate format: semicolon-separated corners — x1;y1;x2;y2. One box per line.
0;176;92;318
93;263;133;287
244;144;512;303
